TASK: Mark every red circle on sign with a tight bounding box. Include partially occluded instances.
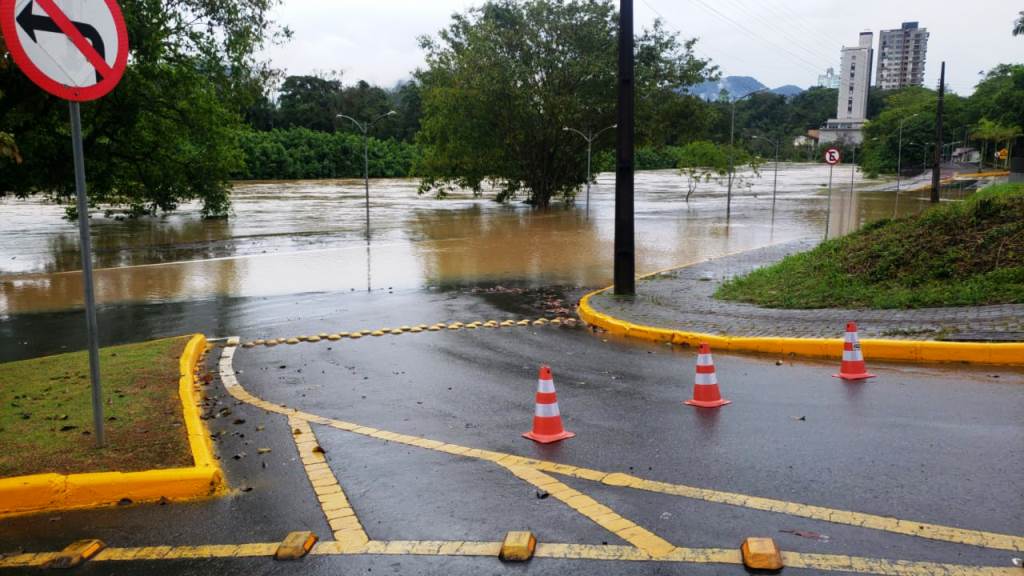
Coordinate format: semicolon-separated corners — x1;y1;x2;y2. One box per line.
0;0;129;102
824;147;842;166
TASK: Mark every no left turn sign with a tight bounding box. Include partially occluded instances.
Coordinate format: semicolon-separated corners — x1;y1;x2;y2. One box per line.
1;0;129;101
824;147;842;166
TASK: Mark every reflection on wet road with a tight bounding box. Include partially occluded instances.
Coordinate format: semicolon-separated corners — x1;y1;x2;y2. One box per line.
1;164;948;315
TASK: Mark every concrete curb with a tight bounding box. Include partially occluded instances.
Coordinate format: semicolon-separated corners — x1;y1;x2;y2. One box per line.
0;334;224;517
578;278;1024;368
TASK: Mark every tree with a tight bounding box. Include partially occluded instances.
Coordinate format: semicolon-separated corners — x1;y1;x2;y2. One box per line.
0;38;18;165
676;141;727;202
415;0;716;207
0;0;287;218
277;74;345;132
860;87;967;176
1014;11;1024;36
968;65;1024;130
972;119;1022;169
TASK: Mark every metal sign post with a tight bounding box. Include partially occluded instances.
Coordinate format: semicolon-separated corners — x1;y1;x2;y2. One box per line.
826;164;834;240
69;101;104;447
824;147;841;240
2;0;130;447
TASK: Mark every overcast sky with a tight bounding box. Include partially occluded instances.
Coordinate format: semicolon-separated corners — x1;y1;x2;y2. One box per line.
262;0;1022;95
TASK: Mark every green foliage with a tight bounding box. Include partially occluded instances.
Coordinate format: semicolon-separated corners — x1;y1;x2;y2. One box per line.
415;0;716;207
0;0;286;217
247;74;423;143
860;87;967;177
236;128;420;180
716;184;1024;309
968;65;1024;132
676;140;727;201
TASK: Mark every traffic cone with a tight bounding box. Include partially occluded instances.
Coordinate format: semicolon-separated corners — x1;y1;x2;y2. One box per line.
834;322;876;380
684;343;732;408
523;365;575;444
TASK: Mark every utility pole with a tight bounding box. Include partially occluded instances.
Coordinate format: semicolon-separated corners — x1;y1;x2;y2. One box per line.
614;0;635;295
931;62;945;204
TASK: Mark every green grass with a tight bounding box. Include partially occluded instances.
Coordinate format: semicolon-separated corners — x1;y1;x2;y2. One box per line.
716;183;1024;309
0;337;194;477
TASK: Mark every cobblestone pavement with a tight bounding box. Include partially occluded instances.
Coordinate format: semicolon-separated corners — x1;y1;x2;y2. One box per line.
588;240;1024;340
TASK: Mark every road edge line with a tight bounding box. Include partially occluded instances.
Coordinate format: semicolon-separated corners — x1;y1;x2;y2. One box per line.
577;264;1024;368
0;334;224;517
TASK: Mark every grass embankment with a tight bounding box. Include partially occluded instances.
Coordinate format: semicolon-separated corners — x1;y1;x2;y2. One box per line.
716;183;1024;309
0;337;194;477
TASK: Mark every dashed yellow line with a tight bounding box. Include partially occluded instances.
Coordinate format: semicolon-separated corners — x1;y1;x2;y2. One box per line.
3;542;1020;574
239;317;580;348
217;344;1024;555
289;417;369;551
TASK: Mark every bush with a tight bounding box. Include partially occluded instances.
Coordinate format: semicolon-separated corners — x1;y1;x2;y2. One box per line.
235;128;421;180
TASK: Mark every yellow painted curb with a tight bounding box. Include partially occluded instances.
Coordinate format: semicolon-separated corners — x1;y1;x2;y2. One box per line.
577;277;1024;368
0;334;224;517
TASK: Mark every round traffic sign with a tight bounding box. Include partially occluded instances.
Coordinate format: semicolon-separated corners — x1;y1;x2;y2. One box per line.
824;147;842;166
1;0;129;101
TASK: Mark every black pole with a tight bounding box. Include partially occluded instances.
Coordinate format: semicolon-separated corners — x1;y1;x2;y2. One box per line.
931;62;945;204
614;0;635;295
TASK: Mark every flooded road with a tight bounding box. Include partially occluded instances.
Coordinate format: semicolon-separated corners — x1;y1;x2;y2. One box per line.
1;163;948;317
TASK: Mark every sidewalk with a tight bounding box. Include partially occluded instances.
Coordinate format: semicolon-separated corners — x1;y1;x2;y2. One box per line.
585;240;1024;341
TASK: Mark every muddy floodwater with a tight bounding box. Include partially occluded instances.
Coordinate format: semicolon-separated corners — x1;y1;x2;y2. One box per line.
0;163;965;315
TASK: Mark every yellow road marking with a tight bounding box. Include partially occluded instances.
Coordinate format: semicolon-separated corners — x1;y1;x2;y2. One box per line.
218;345;1024;554
289;417;369;551
3;542;1020;575
242;317;578;347
500;464;675;558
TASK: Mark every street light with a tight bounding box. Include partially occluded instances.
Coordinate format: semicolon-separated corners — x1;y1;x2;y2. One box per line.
564;124;617;219
727;88;769;220
750;134;779;229
337;111;397;239
895;113;919;217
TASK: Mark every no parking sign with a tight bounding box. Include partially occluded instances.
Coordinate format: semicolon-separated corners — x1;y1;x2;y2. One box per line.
1;0;128;101
2;0;130;446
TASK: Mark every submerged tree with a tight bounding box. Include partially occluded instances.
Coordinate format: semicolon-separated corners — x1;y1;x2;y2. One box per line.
415;0;716;207
676;141;727;202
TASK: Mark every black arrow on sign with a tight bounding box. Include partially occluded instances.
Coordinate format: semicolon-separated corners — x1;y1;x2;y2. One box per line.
17;0;107;83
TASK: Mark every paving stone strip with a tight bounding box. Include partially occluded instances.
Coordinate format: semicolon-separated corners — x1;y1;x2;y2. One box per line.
588;239;1024;341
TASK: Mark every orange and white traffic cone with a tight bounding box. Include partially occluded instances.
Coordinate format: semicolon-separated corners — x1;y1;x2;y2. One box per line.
523;365;575;444
685;343;732;408
834;322;876;381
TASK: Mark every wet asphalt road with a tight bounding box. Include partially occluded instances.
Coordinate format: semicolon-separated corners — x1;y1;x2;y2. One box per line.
1;287;1023;574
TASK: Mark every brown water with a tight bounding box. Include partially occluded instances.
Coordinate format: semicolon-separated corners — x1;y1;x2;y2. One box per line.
0;164;959;315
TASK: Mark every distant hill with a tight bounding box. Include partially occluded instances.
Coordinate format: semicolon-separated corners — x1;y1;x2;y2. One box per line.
688;76;805;101
771;84;804;97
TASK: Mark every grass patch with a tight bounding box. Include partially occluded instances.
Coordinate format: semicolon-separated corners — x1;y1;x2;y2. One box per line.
0;337;194;477
716;184;1024;309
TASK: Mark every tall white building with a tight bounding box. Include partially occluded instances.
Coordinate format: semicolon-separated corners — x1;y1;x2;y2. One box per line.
877;22;929;90
817;67;840;89
820;32;874;145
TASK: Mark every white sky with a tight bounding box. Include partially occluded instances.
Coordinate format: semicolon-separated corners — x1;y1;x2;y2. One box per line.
262;0;1023;95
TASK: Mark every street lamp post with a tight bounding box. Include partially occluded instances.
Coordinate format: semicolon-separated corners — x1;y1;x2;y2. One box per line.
751;135;779;229
727;88;769;220
564;124;617;219
895;113;919;217
337;111;397;239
